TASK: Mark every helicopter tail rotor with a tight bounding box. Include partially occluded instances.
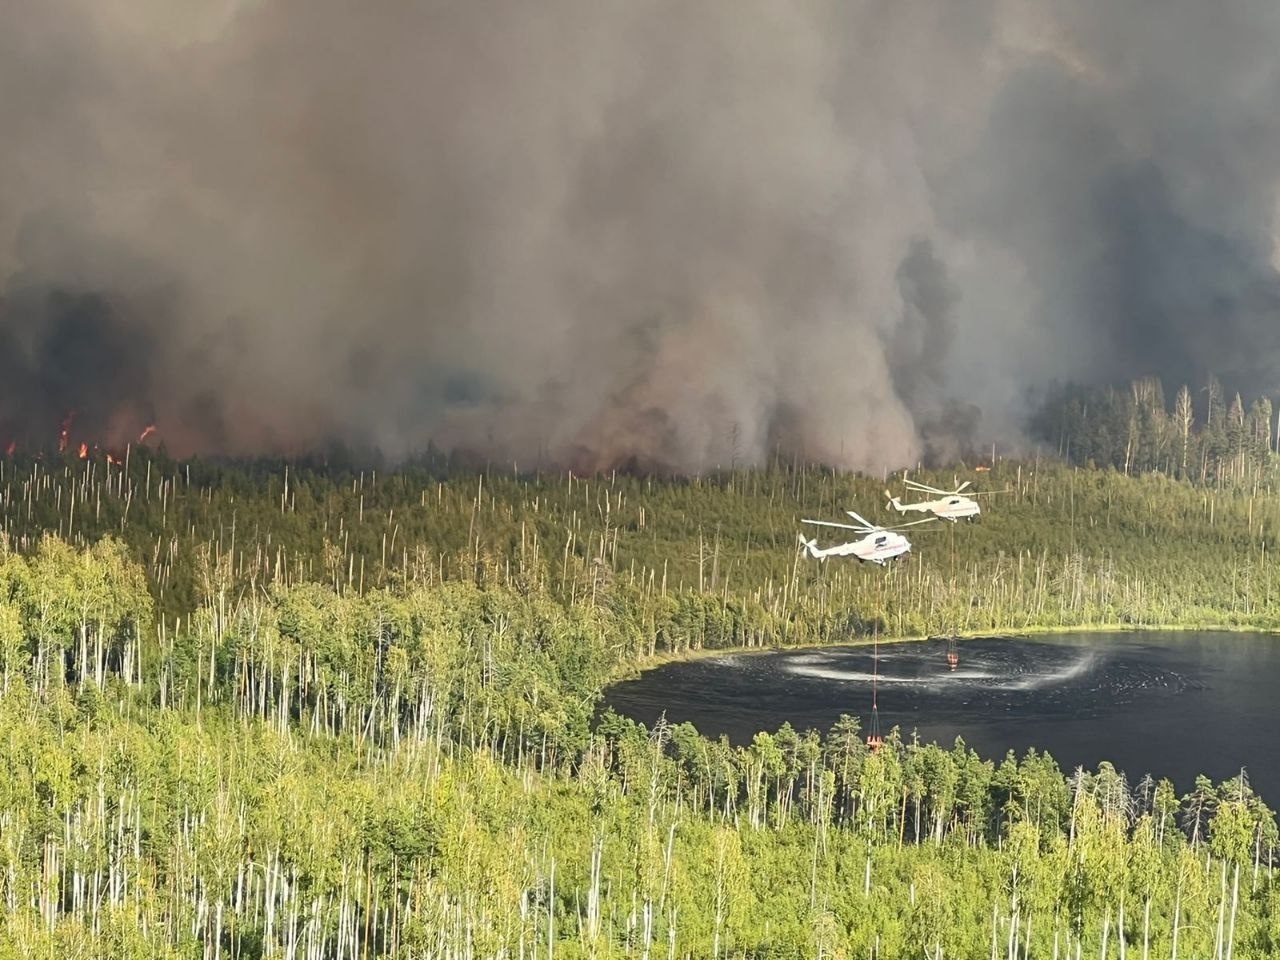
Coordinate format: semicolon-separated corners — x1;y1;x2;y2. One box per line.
796;534;823;559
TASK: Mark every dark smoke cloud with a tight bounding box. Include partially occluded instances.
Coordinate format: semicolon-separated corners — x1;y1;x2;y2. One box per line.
0;285;155;445
3;1;1280;467
891;239;957;399
887;238;977;461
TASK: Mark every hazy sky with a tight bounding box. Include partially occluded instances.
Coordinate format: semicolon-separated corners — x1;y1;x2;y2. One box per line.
3;0;1279;469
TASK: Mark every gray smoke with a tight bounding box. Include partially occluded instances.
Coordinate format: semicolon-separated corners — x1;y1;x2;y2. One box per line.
3;1;1280;468
888;238;978;461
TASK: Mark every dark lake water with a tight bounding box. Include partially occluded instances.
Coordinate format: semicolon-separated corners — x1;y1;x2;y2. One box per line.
603;631;1280;801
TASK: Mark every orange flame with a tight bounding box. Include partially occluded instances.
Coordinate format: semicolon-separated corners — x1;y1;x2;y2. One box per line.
139;424;157;443
58;413;74;453
78;443;89;459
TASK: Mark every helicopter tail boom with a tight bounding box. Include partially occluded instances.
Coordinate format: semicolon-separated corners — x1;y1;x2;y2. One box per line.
885;491;929;513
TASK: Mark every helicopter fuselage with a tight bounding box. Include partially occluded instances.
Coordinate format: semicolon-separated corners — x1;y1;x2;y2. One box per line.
801;530;912;564
892;495;981;522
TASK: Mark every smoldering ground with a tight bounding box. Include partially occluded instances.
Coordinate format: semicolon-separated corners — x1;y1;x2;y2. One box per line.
3;1;1280;468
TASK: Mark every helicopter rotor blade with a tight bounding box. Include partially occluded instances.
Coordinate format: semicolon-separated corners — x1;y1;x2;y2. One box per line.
902;479;947;495
844;509;875;527
802;519;869;532
966;488;1012;497
956;480;972;494
889;517;943;529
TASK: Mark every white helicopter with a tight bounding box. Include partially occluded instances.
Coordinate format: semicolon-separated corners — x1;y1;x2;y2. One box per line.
798;510;937;565
885;479;1005;522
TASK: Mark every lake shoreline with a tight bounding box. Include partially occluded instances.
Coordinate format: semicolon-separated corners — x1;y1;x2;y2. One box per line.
603;629;1280;801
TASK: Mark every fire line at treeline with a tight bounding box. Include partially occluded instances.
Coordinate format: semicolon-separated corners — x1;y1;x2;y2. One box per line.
2;414;159;463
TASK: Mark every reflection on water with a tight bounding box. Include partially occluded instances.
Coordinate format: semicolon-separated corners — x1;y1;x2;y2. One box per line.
602;632;1280;800
784;646;1108;691
780;642;1193;705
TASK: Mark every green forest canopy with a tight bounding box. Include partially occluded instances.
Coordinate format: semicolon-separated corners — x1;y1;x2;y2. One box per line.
0;452;1279;955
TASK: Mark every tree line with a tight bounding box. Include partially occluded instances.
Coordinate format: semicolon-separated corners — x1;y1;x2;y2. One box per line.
1033;375;1278;484
6;451;1280;641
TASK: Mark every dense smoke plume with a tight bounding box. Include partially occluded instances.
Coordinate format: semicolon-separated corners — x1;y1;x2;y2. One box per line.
3;1;1280;469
